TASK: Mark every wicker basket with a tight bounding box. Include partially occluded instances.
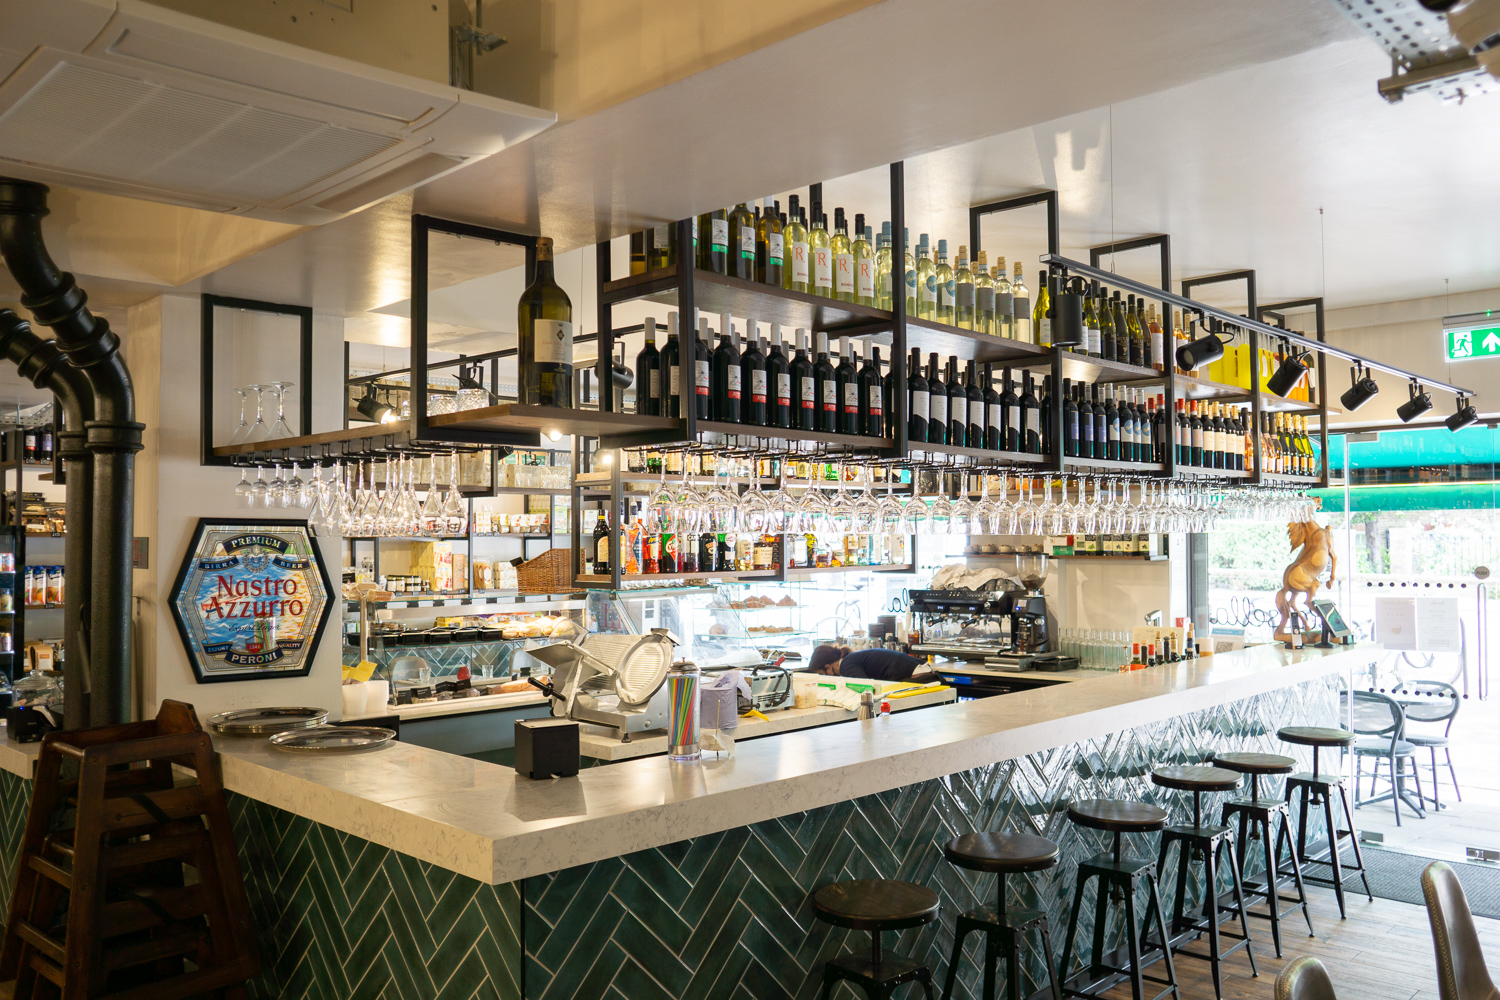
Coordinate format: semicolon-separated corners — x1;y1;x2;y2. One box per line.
517;547;574;593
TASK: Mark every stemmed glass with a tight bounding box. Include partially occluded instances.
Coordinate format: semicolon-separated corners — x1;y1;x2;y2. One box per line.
877;480;905;533
227;387;252;446
233;464;254;507
245;386;270;443
267;463;288;508
442;450;468;535
970;473;994;534
247;466;270;508
950;472;976;534
267;381;295;439
419;455;444;535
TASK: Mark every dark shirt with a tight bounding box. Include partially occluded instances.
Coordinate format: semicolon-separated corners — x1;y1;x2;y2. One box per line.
839;649;923;682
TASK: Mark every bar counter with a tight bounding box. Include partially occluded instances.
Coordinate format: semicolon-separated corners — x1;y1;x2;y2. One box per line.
0;643;1372;1000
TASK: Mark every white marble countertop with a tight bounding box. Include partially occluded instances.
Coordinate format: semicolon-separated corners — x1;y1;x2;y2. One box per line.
933;664;1092;683
0;644;1374;886
345;689;549;723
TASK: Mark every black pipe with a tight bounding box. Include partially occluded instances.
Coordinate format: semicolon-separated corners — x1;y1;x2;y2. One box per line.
0;179;142;726
0;310;94;729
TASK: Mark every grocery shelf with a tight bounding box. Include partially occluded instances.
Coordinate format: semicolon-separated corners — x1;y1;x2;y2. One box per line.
601;265;890;335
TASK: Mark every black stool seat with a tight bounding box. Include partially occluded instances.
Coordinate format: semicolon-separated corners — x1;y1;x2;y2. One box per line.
1212;752;1296;775
1354;737;1417;757
813;879;939;931
944;832;1059;874
1151;765;1242;793
1068;798;1168;833
1277;726;1355;748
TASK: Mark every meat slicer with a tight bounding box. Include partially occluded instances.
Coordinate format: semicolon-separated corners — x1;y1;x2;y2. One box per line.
527;629;679;741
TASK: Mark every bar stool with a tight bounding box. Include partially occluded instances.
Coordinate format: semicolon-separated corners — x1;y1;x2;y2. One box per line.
1279;726;1373;918
1151;765;1257;1000
1211;751;1314;957
940;831;1063;1000
813;878;939;1000
1058;799;1180;1000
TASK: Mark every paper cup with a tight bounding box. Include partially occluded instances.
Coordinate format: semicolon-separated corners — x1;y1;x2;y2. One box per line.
340;683;367;717
365;680;390;711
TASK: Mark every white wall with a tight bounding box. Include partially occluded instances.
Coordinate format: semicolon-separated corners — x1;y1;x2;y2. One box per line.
128;294;347;721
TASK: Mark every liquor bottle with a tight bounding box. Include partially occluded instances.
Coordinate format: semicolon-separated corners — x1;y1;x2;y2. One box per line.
924;352;946;445
692;316;712;420
1039;375;1054;456
783;195;809;292
635;316;660;415
1020;372;1042;454
756;196;783;285
712;314;741;423
964;360;984;447
946;356;966;446
916;235;937;320
974;250;994;335
1062;377;1078;457
1083;284;1101;358
629;232;647;276
791;328;815;431
875;222;893;310
648;221;673;270
729;202;756;281
1102;384;1120;460
660;312;681;418
810;210;833;297
814;332;837;433
994;257;1013;339
1148;305;1165;371
594;506;612;575
741;320;767;426
860;346;884;437
766;323;790;429
935;240;955;325
907;347;929;444
832;208;855;303
982;363;1002;450
999;368;1021;451
836;336;859;435
954;246;975;330
517;237;574;407
1078;383;1096;459
703;207;728;274
1112;292;1129;365
853;217;875;307
1033;270;1052;348
1011;263;1031;343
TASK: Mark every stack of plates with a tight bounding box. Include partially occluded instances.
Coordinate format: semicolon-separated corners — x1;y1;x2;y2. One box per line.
207;707;328;736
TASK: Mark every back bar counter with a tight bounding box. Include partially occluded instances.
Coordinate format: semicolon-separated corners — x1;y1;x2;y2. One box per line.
0;644;1367;1000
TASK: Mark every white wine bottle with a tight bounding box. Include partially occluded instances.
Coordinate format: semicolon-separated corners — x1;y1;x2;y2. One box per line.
518;236;573;407
1011;262;1031;343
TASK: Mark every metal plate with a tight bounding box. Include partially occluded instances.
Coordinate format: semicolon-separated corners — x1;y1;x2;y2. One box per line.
207;707;329;735
268;726;395;753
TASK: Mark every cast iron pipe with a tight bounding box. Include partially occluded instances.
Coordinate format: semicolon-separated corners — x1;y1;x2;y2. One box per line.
0;179;142;726
0;309;94;729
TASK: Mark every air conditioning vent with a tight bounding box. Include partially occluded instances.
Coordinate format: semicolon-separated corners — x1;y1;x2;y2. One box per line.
0;0;555;223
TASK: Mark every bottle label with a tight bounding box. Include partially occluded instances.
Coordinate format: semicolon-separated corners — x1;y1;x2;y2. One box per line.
976;286;994;315
653;222;669;246
777;373;791;404
930;393;947;425
1068;411;1079;441
649;369;660;401
1013;296;1030;319
988;402;1003;431
969;399;984;427
695;360;710;395
1038;318;1051;345
1152;330;1163;367
711;218;728;252
821;378;837;411
1088;326;1102;354
670;365;680;395
726;366;742;400
996;292;1014;317
869;386;882;414
955;282;974;311
597;537;609;564
768;232;783;264
800;376;815;408
750;369;767;403
531;319;573;365
920;274;937;305
740;224;756;259
842;383;859;413
791;242;810;283
814;248;833;289
857;259;875;299
1015;315;1032;341
912;390;929;419
835;253;854;295
940;279;956;309
905;269;917;292
1007;407;1021;438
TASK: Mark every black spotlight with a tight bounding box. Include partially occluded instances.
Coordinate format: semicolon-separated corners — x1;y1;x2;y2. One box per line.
356;384;393;424
1397;381;1433;423
1447;396;1480;431
1175;316;1225;371
1340;364;1380;412
1266;345;1311;397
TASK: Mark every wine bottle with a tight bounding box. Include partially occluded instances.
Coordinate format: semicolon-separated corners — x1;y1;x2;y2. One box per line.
1113;292;1129;365
635;316;660;415
1126;295;1144;367
1076;383;1093;459
727;202;755;281
814;331;837;432
704;208;728;274
517;236;574;407
629;232;647;276
594;506;612;575
916;235;936;320
1188;401;1204;467
982;363;1001;450
926;352;948;445
784;195;809;292
875;222;893;310
693;316;712;420
649;221;672;270
1101;385;1119;461
974;250;994;335
1148;305;1164;371
1011;263;1031;343
903;228;917;317
853;217;875;307
1083;284;1101;358
659;312;681;418
832;208;855;303
755;196;783;285
942;356;963;446
711;314;741;423
955;246;975;330
741;319;767;427
810;210;833;298
881;344;897;438
907;346;929;444
1039;375;1054;456
1020;372;1041;454
999;368;1021;452
964;360;983;447
860;346;883;437
994;257;1013;339
1033;270;1051;348
935;240;955;326
791;328;815;431
766;323;790;429
835;336;859;435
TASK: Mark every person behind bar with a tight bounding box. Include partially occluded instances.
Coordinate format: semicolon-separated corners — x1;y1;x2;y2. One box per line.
808;644;927;681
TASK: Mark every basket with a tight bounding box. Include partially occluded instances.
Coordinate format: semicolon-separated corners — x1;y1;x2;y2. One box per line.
517;547;574;593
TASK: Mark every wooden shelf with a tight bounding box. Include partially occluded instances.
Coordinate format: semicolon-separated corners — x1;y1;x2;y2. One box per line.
576;570;778;584
1050;353;1162;385
601;265;890;335
902;319;1052;365
212;420;411;458
427;403;678;441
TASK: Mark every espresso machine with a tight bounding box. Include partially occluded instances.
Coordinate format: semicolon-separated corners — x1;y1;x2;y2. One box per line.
909;553;1052;664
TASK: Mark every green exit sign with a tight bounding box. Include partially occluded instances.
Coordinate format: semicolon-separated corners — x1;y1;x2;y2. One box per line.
1447;325;1500;360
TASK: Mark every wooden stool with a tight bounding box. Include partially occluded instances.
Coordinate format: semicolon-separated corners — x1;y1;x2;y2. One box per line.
1150;766;1257;1000
814;879;939;1000
1279;726;1373;919
1211;751;1314;957
1058;800;1180;1000
939;831;1062;1000
0;700;259;1000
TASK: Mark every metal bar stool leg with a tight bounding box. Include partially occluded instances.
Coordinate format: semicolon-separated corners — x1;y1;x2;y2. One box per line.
1122;874;1146;1000
1221;838;1258;979
1319;783;1348;917
1258;811;1284;957
1277;812;1315;937
1201;832;1224;999
940;920;975;1000
1039;921;1064;1000
1059;870;1090;983
1146;872;1181;1000
1336;783;1375;903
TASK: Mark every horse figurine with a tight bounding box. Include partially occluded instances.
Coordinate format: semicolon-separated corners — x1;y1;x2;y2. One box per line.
1275;520;1336;639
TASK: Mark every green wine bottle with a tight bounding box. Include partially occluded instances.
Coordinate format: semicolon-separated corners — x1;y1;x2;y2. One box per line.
517;237;573;407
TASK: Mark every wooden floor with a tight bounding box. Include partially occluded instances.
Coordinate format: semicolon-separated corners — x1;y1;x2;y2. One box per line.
1097;886;1500;1000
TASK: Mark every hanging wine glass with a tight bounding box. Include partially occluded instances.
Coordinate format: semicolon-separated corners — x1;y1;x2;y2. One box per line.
442;450;468;535
247;466;270;508
419;454;443;535
227;387;252;446
268;381;295;439
233;463;254;507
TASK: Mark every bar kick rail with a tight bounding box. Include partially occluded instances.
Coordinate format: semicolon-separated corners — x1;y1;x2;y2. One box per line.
1041;254;1475;398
